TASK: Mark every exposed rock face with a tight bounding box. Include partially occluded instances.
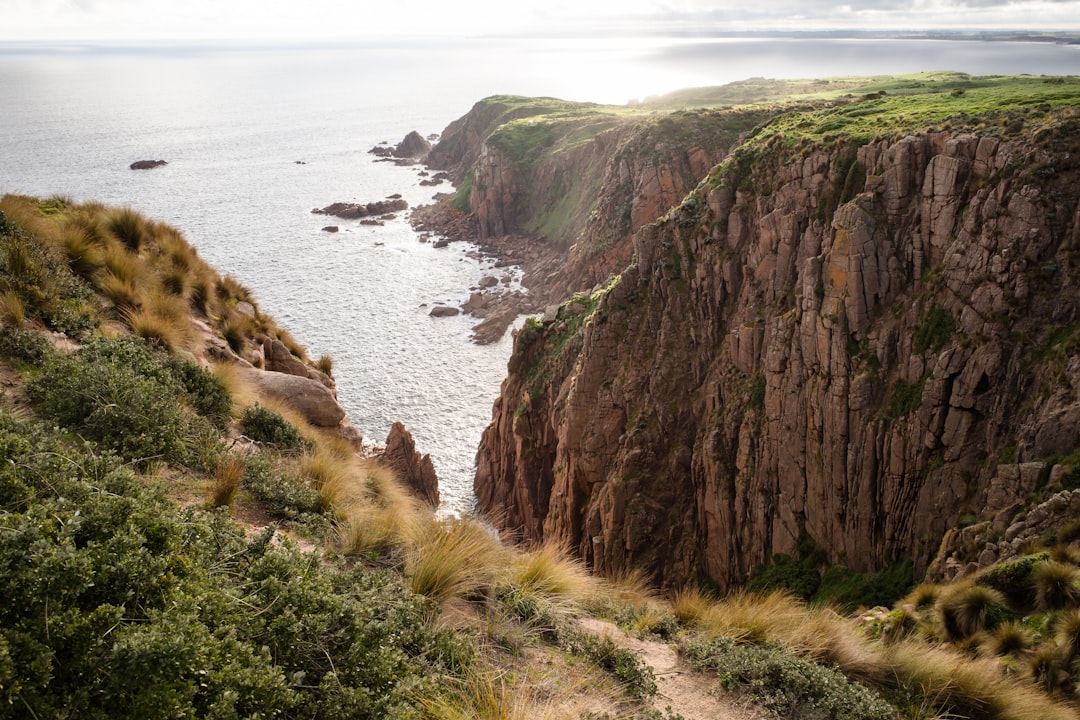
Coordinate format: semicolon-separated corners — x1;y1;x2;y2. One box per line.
426;99;780;312
476;119;1080;589
241;368;346;429
130;160;167;170
262;339;335;392
382;421;440;506
395;130;432;160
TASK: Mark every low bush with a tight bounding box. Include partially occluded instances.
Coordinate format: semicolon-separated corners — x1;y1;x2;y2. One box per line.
241;403;310;452
686;637;895;720
561;631;657;699
27;335;225;468
0;411;471;718
242;453;324;521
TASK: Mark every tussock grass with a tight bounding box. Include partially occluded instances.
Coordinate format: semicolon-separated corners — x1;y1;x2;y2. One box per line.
106;207;149;252
315;354;333;375
885;640;1076;720
96;270;141;312
506;540;593;600
420;670;575;720
217;274;252;304
987;620;1032;657
210;455;245;508
937;583;1009;640
670;586;715;627
301;448;362;516
1052;608;1080;662
121;304;192;352
1033;561;1080;611
406;518;506;603
221;313;254;353
902;583;940;611
0;290;25;327
189;275;217;317
210;361;259;411
59;226;105;279
98;240;145;287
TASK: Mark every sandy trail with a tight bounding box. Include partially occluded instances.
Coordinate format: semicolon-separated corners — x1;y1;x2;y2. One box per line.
577;618;765;720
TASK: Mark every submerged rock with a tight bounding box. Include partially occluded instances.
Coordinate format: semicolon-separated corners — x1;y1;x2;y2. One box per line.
130;159;167;170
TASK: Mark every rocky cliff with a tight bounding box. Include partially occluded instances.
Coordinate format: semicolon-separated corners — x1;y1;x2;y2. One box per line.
428;95;780;302
475;74;1080;590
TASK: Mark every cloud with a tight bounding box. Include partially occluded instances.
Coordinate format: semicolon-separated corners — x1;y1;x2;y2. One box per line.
0;0;1078;41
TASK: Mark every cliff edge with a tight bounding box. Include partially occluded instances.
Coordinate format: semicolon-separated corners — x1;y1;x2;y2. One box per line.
474;73;1080;590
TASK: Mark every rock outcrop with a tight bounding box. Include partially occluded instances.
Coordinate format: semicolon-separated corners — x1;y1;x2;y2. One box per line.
382;421;440;506
395;130;432;160
240;368;345;429
312;198;408;219
475;99;1080;589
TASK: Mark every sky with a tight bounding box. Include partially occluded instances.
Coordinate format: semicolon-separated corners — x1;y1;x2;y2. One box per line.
0;0;1078;42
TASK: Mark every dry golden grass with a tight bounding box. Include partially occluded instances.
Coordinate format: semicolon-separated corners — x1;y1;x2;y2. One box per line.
210;361;260;412
406;517;506;603
96;270;141;313
315;354;334;375
506;540;593;600
300;449;364;517
0;195;58;244
59;226;105;279
0;290;26;327
210;455;245;509
885;640;1077;720
106;207;150;252
420;669;602;720
98;240;145;287
217;274;252;304
670;586;715;628
122;304;193;352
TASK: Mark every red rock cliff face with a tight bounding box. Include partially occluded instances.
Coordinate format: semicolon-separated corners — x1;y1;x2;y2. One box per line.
431;102;774;299
476;122;1080;589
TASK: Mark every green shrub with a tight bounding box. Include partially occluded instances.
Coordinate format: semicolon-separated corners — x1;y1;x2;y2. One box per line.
26;335;223;468
974;554;1046;610
561;630;657;699
241;403;309;452
242;453;324;522
686;637;895;720
0;325;52;364
913;304;956;354
814;561;914;612
748;553;822;600
0;411;471;718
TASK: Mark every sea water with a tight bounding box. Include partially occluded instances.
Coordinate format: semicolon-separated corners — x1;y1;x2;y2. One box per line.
1;36;1077;513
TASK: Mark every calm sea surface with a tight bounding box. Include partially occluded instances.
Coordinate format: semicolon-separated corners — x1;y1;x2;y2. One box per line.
1;37;1077;513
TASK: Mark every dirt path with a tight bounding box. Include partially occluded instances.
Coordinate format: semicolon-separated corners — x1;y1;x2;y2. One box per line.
578;618;765;720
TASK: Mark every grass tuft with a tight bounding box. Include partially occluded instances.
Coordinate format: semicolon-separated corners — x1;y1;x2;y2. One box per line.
406;518;505;603
1033;561;1080;611
210;455;245;508
937;584;1009;640
106;207;149;252
506;540;592;600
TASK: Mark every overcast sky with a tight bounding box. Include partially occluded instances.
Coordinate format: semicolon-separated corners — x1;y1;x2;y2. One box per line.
1;0;1078;42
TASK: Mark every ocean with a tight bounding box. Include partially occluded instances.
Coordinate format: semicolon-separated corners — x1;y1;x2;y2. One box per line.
1;36;1077;513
